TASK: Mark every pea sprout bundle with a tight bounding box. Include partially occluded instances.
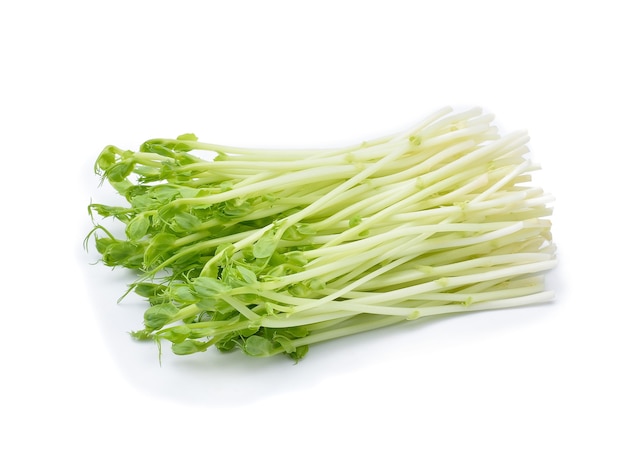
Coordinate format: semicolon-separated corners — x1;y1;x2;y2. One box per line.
87;107;556;361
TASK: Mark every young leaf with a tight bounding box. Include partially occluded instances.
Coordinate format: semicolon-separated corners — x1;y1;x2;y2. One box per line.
192;277;229;297
134;282;167;298
95;145;122;172
143;303;179;330
106;160;135;182
171;339;211;355
177;133;198;141
171;212;201;232
252;231;278;259
243;335;275;357
171;285;196;304
236;265;257;284
158;325;191;344
126;214;151;240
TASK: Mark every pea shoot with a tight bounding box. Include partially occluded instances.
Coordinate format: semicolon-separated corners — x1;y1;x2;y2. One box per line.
87;107;556;361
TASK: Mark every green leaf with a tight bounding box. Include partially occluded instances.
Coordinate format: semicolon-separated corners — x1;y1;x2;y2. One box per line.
143;303;179;330
94;236;116;255
125;184;149;200
106;160;135;182
131;195;157;213
280;326;309;339
243;335;274;357
236;265;257;284
134;282;166;298
143;232;177;268
129;329;153;341
195;297;229;312
295;223;316;235
192;277;228;296
273;335;295;353
281;226;304;241
171;339;211;355
264;263;303;279
88;203;134;221
288;345;309;362
288;283;310;298
152;185;181;204
218;199;252;218
101;240;144;269
141;139;196;155
126;214;151;240
216;243;235;256
159;325;191;344
236;295;260;306
179;187;202;199
95;145;122;171
283;251;308;267
253;231;278;259
171;212;201;232
215;337;238;352
171;285;196;304
176;133;198;141
306;278;326;291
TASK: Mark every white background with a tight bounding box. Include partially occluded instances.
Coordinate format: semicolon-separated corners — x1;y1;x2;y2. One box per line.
1;1;624;455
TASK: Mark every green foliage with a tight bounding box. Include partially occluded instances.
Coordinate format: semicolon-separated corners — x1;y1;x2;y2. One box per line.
87;107;556;362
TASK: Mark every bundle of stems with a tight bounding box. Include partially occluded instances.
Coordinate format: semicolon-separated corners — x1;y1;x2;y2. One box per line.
87;107;556;360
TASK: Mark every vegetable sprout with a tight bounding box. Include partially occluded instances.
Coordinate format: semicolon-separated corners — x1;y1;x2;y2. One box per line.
86;107;556;361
